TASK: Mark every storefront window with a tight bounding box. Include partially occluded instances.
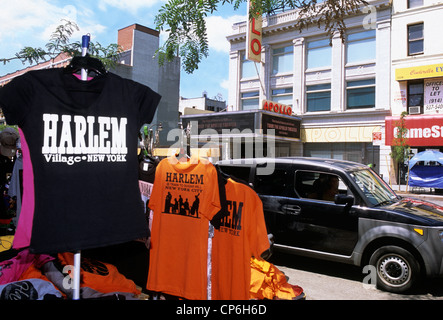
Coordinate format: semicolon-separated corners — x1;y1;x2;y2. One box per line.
346;79;375;109
241;52;257;79
408;23;424;55
346;30;376;64
303;142;379;168
272;46;293;75
241;91;259;111
306;84;331;112
271;88;293;106
307;39;331;69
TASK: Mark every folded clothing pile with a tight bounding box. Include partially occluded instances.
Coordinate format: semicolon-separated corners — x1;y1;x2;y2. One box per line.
0;249;142;300
250;257;305;300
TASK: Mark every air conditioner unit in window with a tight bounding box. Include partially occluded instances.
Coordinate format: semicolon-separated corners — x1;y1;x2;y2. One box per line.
409;106;421;114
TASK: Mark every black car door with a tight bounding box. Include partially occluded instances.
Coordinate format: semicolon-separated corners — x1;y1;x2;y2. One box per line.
257;168;358;256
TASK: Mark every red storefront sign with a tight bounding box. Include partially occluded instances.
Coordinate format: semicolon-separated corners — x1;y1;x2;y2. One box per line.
262;100;293;116
385;115;443;146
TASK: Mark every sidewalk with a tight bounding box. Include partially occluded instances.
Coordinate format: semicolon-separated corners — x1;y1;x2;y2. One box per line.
390;184;443;202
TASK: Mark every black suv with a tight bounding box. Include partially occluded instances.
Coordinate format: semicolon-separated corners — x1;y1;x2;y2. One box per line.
217;157;443;293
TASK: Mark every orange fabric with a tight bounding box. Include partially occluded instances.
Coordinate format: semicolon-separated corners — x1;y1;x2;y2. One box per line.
250;257;304;300
19;264;47;282
147;156;221;300
19;262;65;297
57;252;140;295
211;178;270;300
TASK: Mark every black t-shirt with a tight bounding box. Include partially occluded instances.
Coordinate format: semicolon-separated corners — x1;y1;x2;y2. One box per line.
0;69;161;253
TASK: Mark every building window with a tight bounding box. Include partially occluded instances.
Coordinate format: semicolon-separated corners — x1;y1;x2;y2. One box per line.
346;79;375;109
408;23;424;56
272;46;293;75
241;52;258;79
241;91;259;111
407;80;424;114
271;88;293;106
306;84;331;112
307;39;331;69
408;0;423;8
346;30;376;64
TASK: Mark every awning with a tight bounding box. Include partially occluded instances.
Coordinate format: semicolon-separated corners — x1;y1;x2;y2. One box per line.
302;126;380;143
180;110;302;141
385;114;443;146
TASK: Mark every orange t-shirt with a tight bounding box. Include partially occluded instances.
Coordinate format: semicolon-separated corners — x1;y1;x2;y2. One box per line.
146;156;221;299
211;178;270;300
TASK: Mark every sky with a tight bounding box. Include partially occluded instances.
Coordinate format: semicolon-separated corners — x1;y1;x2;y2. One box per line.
0;0;248;101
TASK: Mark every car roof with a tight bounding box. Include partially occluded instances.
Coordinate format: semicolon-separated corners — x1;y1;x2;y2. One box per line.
217;157;368;172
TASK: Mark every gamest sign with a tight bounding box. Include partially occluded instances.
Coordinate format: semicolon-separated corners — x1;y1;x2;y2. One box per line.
385;115;443;146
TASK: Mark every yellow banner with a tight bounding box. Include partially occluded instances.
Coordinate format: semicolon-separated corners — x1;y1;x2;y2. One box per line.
395;63;443;81
302;126;381;143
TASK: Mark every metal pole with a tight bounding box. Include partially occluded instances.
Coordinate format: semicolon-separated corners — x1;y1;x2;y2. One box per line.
73;34;91;300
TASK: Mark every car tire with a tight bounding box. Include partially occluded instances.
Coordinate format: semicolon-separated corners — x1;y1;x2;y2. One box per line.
369;245;420;294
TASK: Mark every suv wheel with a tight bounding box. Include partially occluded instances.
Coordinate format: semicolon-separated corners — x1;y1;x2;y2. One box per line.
369;245;420;294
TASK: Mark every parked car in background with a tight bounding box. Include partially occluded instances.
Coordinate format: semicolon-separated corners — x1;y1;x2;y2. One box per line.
217;157;443;293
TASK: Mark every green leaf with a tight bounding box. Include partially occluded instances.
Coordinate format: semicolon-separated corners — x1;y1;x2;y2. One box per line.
1;19;121;72
155;0;369;73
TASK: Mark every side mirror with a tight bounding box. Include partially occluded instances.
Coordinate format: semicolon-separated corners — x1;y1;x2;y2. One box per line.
334;194;354;208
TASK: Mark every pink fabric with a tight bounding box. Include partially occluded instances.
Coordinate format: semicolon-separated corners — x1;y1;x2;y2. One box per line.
73;74;93;81
0;249;54;284
12;128;35;249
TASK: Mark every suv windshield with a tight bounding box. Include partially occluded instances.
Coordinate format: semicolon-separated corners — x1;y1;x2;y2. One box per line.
350;169;399;207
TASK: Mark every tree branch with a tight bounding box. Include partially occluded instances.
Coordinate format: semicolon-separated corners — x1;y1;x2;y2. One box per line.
156;0;369;73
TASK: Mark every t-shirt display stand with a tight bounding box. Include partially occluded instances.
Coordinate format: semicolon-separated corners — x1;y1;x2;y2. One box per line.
72;34;91;300
0;31;161;301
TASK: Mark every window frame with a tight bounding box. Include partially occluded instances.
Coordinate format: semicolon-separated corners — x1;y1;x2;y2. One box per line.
271;45;294;75
346;29;376;64
346;79;376;110
240;52;258;79
306;83;331;112
271;87;293;106
407;79;424;114
240;91;260;111
306;38;332;70
407;23;424;56
408;0;423;9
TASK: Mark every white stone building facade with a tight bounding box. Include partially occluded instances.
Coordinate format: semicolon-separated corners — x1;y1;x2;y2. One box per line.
225;0;443;182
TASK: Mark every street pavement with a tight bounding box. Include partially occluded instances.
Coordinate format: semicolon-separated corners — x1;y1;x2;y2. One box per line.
272;253;443;300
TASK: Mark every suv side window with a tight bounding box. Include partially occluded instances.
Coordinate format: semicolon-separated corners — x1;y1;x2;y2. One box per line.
295;170;350;202
255;169;294;197
218;165;251;183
